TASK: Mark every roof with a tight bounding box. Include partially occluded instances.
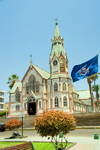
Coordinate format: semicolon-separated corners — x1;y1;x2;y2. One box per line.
9;81;22;93
77;90;91;99
50;43;66;58
33;64;50;79
72;86;78;94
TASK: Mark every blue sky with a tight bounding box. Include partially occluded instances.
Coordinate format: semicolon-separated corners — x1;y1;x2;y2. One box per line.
0;0;100;102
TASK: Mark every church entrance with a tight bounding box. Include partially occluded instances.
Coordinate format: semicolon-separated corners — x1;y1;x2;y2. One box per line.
28;102;36;115
28;96;36;115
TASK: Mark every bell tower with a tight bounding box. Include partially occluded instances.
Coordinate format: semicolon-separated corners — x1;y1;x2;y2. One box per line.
49;20;69;78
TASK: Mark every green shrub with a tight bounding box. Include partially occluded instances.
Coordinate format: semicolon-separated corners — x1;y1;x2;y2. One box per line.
0;111;8;117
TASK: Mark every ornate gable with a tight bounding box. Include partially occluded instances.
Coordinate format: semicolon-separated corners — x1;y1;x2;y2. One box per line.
22;65;42;87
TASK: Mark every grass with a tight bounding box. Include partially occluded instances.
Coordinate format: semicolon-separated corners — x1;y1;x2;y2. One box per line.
0;142;72;150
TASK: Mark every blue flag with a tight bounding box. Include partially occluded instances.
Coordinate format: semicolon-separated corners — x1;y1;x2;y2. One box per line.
71;55;98;82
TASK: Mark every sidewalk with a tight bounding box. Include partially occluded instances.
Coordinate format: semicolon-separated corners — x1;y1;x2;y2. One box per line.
7;126;100;131
1;127;100;150
0;136;100;150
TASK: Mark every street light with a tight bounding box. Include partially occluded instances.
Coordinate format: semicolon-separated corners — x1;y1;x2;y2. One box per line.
21;108;24;137
6;105;8;118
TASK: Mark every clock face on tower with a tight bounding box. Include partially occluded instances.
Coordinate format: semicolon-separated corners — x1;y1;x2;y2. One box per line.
53;60;58;65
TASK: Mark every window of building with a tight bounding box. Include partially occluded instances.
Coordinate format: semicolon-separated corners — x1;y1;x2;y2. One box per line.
63;83;66;91
26;85;29;94
60;62;65;72
16;91;20;102
0;92;4;96
36;82;39;93
63;96;67;107
54;83;58;91
0;105;3;109
39;101;41;108
0;98;3;102
30;76;35;92
55;97;58;107
16;105;20;111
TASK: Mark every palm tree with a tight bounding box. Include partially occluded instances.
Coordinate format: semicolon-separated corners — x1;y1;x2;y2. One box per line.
90;73;100;85
87;77;94;111
92;84;100;111
7;74;19;90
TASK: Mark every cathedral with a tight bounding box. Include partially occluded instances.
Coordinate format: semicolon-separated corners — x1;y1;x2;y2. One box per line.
8;22;92;117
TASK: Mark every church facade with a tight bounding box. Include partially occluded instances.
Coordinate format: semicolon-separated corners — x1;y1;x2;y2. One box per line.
8;22;91;117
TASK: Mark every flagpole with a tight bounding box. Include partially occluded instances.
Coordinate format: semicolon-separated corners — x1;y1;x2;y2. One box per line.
98;51;99;73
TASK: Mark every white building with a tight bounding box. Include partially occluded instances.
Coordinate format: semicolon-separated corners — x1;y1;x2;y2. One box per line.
8;22;91;117
0;90;5;112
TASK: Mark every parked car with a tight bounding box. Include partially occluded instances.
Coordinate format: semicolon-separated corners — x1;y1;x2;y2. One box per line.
0;123;6;131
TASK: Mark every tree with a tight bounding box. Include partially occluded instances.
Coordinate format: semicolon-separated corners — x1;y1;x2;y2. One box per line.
92;84;100;111
87;73;100;111
34;110;76;150
6;119;22;137
87;77;94;111
90;73;100;85
6;74;19;90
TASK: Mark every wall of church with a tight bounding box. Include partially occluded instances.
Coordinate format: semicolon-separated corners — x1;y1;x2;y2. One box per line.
10;103;21;112
38;109;43;113
47;80;51;93
10;112;21;116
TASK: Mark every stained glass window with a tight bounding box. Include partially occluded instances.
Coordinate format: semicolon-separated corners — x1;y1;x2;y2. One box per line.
30;76;35;92
36;82;39;93
54;83;58;91
63;96;67;107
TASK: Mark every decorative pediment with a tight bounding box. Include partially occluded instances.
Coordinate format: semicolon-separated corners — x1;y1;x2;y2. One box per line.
26;90;37;102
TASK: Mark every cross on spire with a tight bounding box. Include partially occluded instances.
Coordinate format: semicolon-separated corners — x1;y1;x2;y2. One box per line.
55;18;58;25
30;55;33;68
30;55;32;61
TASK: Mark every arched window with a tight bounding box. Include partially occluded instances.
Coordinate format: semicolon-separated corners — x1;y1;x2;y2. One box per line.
54;83;58;91
16;91;20;102
55;97;58;107
63;96;67;107
30;76;35;92
26;84;29;94
63;83;66;91
36;82;39;93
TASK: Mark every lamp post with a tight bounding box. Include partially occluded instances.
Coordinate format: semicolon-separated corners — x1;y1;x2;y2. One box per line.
22;114;23;137
21;108;24;137
6;105;7;118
